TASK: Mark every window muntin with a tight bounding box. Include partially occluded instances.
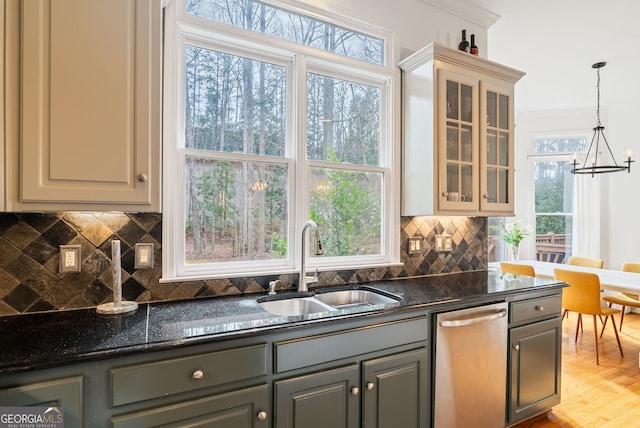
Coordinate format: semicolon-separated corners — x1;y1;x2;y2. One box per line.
186;0;385;65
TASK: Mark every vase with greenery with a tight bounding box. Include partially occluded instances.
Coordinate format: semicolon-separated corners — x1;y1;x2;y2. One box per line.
499;219;533;261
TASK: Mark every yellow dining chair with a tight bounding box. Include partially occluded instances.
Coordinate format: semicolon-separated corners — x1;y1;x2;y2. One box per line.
500;262;536;277
563;256;603;322
555;268;623;364
602;262;640;331
567;256;604;269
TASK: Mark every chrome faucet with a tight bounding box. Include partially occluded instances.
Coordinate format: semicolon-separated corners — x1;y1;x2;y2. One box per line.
299;220;324;293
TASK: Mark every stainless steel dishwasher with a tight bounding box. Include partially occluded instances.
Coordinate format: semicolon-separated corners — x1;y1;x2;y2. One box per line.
433;302;508;428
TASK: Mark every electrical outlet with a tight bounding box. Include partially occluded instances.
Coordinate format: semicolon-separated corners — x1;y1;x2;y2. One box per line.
59;245;81;273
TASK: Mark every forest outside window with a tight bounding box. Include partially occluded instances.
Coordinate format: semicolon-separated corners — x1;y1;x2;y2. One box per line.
163;0;395;280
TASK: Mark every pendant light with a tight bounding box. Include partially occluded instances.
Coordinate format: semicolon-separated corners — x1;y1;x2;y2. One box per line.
571;61;634;176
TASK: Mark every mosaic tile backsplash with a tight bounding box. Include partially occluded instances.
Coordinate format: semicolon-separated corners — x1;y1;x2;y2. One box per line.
0;213;487;316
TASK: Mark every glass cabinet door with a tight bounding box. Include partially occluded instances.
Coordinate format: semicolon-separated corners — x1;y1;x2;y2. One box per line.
481;80;514;213
438;70;478;211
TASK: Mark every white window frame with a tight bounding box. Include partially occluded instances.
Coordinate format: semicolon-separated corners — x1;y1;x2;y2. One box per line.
523;132;591;261
162;0;398;281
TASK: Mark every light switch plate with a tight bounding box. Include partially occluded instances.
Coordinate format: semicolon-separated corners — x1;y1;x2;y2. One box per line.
135;243;154;269
59;245;81;273
435;234;453;252
408;237;421;254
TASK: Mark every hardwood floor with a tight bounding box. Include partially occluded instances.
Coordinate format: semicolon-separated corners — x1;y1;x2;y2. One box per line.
512;311;640;427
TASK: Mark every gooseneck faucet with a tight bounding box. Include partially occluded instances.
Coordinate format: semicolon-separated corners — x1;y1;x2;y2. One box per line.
299;220;324;293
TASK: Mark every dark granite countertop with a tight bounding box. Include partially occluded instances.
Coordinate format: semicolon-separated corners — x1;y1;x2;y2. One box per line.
0;270;565;375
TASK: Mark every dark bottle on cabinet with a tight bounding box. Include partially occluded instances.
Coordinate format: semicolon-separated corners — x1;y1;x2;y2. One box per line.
458;30;469;52
470;34;478;56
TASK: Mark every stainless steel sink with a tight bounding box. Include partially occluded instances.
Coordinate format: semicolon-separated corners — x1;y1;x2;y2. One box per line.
258;296;336;316
258;286;402;316
315;288;401;309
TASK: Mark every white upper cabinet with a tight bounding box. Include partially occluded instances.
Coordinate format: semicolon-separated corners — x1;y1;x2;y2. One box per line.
399;43;524;216
4;0;162;211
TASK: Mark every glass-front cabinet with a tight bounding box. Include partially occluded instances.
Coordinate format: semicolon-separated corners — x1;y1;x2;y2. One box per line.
481;80;515;213
438;70;479;212
399;43;524;216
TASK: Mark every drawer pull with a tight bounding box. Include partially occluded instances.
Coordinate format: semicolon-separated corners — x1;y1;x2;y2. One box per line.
351;386;360;396
366;382;375;391
535;305;544;311
257;411;267;421
513;344;520;351
192;370;204;381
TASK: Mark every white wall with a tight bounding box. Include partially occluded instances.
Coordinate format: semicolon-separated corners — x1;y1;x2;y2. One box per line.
605;98;640;269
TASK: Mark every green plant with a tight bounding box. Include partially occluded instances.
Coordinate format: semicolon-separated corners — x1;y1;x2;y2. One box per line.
498;219;533;247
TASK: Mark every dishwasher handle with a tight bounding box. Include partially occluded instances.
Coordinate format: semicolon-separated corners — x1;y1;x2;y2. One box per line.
439;309;507;328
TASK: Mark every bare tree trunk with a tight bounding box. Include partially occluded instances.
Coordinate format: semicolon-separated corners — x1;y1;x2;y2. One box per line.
257;4;267;256
185;52;201;256
322;26;336;160
188;160;202;256
243;3;255;259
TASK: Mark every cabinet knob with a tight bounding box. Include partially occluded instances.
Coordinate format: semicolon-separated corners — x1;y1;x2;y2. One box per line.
513;344;520;351
483;194;489;199
192;370;204;380
535;305;544;311
351;386;359;396
257;411;267;421
137;174;148;183
366;382;375;391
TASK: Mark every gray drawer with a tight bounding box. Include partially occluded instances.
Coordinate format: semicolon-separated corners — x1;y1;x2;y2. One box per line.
274;316;428;373
111;343;267;406
510;295;562;325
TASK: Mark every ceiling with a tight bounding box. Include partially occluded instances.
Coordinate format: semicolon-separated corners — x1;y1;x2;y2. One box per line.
476;0;638;112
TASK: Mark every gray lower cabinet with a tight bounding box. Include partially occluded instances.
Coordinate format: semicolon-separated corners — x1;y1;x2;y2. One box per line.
275;364;360;428
106;342;270;427
507;294;562;425
275;348;429;428
0;375;84;428
111;384;269;428
273;315;430;428
362;348;429;428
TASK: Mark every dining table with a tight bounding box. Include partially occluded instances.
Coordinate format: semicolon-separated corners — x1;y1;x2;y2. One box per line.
489;260;640;295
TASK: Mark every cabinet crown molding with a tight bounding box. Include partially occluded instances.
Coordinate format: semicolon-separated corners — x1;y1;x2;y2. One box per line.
418;0;500;28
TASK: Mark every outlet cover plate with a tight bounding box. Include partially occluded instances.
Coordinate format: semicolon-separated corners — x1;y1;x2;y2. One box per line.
59;245;81;273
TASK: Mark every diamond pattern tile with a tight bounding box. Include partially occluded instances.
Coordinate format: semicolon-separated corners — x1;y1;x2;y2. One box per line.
0;212;487;315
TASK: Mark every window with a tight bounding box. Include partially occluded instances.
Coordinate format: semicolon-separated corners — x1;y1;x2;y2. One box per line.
490;136;587;263
163;0;395;280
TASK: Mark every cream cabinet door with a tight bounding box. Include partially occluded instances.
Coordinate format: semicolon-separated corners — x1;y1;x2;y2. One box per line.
17;0;161;211
436;68;480;213
480;78;515;214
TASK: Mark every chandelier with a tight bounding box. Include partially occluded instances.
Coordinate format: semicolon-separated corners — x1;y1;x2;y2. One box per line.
571;62;634;175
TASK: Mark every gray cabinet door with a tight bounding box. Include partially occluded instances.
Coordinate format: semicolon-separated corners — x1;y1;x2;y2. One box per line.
362;348;429;428
508;317;562;423
0;375;84;428
275;364;359;428
111;384;268;428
